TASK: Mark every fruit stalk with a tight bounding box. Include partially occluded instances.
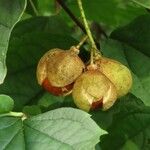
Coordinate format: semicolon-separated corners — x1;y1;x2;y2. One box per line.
77;0;100;64
76;35;88;49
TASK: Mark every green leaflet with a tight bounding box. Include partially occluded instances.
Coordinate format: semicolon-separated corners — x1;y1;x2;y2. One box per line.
0;108;104;150
0;0;26;84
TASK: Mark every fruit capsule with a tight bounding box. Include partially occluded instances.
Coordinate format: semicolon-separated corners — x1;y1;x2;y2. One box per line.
95;57;132;97
37;48;85;96
72;69;117;111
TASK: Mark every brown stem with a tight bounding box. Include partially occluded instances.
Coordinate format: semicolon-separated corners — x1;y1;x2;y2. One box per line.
56;0;107;49
56;0;86;34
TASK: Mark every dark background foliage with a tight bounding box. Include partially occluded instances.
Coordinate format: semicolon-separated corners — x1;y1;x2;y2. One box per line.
0;0;150;149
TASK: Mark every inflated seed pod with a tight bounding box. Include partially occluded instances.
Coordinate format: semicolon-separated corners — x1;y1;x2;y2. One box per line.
95;57;132;97
36;47;85;96
72;69;117;111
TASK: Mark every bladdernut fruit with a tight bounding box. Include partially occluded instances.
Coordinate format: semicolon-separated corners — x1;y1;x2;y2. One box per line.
72;67;117;111
95;57;132;97
36;47;85;96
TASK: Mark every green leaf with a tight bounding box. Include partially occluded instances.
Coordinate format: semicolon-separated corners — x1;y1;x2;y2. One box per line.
38;92;77;113
0;16;77;111
91;93;144;130
0;108;104;149
26;0;38;16
111;14;150;57
0;94;14;114
24;108;104;150
132;0;150;9
0;117;24;150
120;140;139;150
91;94;147;150
63;0;147;28
100;102;150;150
23;105;41;116
36;0;55;16
26;0;55;16
0;0;26;84
12;16;71;36
100;39;150;106
110;14;150;105
38;92;64;109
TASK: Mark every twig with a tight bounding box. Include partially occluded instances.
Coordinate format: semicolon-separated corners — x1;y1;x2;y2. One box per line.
56;0;107;51
56;0;86;34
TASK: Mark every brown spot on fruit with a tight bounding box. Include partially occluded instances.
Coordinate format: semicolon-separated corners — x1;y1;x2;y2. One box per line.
42;78;74;96
91;99;103;110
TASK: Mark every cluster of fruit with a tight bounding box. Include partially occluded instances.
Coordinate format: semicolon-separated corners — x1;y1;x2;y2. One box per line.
37;45;132;112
